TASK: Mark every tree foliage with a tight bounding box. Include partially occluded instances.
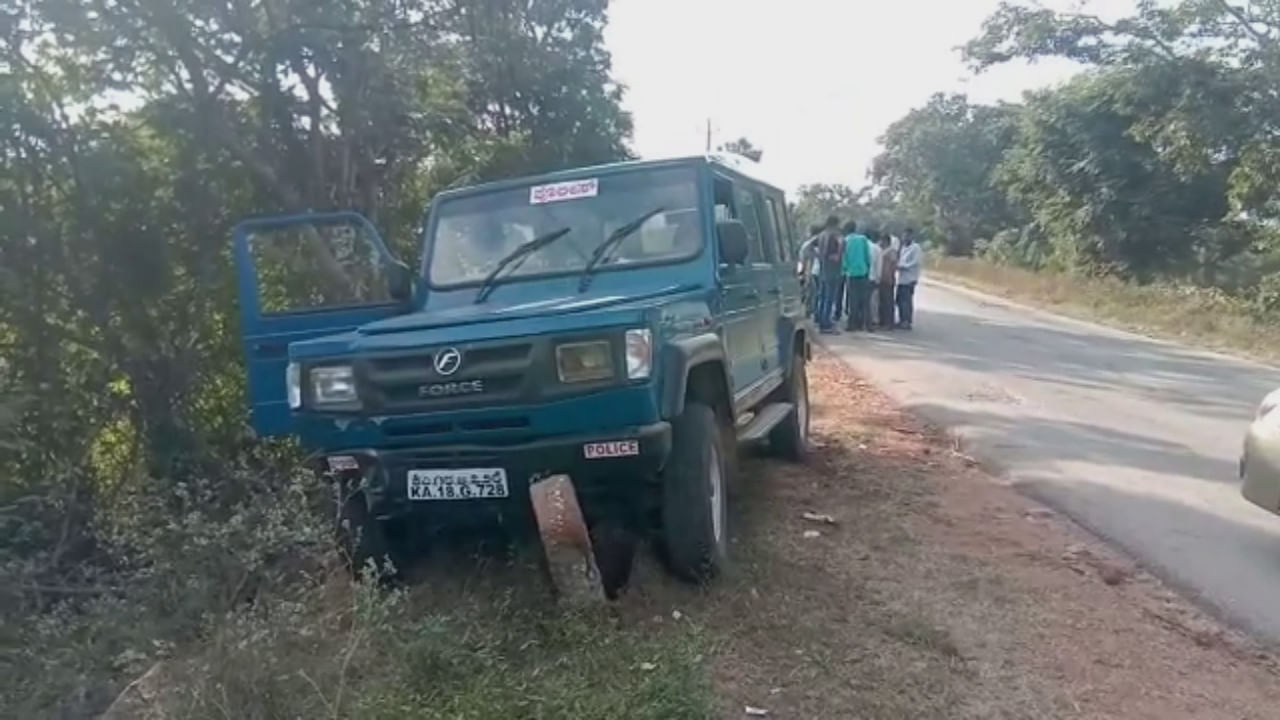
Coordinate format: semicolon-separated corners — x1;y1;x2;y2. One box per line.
0;3;631;708
966;0;1280;224
872;94;1021;255
718;136;763;162
790;183;907;239
872;0;1280;295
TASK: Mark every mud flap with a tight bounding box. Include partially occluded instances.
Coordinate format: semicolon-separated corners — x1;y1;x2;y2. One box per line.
529;474;606;606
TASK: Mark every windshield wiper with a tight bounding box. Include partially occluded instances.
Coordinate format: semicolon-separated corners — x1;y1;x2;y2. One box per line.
578;206;665;292
474;226;572;303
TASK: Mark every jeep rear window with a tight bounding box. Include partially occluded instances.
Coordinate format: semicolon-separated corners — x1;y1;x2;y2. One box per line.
426;168;703;287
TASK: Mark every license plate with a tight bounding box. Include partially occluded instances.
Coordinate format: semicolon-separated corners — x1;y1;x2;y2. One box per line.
407;468;509;501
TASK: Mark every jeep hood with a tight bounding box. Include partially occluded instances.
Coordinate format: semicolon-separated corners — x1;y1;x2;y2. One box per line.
358;284;698;336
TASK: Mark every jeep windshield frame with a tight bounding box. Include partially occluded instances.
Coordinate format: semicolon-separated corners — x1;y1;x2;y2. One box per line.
423;166;706;290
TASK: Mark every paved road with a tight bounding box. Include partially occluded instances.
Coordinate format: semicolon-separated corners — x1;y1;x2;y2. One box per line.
822;280;1280;644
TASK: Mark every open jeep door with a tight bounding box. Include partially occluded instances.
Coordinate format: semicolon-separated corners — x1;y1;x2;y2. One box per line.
234;212;413;437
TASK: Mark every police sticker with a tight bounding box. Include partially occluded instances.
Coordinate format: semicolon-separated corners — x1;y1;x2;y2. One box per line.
583;440;640;459
327;455;360;472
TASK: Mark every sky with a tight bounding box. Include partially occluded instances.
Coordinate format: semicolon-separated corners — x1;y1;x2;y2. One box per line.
605;0;1135;193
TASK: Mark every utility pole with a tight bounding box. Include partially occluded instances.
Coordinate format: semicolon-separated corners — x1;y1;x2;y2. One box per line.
705;118;712;153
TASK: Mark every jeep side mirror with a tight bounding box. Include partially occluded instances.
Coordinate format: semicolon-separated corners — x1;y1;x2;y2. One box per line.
387;260;415;303
716;220;750;266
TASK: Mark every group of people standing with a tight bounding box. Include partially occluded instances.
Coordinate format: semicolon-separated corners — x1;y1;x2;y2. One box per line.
799;216;922;335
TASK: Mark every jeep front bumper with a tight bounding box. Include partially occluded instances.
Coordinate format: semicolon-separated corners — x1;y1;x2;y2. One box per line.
315;421;672;525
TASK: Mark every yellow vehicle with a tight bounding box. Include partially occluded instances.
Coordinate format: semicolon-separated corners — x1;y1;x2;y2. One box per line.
1241;389;1280;514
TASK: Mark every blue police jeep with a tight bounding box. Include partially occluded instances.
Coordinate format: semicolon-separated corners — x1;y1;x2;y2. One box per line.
234;154;811;588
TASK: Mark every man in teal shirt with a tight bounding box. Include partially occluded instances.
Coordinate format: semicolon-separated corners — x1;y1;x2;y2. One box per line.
841;221;873;331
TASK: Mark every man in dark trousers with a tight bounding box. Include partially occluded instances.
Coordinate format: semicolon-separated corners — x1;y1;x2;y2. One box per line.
896;229;922;330
814;215;844;334
841;221;873;331
876;233;898;329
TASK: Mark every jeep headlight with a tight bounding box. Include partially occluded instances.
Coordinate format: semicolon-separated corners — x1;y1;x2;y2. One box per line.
310;365;359;406
625;329;653;380
555;340;614;383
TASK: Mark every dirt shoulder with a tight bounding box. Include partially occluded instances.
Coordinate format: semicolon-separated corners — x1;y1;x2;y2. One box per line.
670;352;1278;719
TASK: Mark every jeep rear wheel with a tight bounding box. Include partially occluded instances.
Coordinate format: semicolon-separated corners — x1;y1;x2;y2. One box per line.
335;487;399;582
661;402;729;582
770;353;810;461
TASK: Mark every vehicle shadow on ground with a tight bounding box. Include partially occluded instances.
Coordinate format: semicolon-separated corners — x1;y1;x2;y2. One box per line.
390;452;787;609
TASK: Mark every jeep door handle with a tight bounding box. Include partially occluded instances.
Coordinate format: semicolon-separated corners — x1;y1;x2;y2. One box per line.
744;290;759;299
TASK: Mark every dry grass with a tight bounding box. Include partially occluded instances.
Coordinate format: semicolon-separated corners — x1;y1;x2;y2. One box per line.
930;256;1280;363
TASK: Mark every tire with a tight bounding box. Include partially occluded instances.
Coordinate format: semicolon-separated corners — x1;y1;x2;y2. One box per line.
661;402;729;582
335;486;399;582
770;353;810;462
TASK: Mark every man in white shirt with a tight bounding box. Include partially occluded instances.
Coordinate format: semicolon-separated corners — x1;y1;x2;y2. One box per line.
867;231;883;328
797;224;823;318
895;229;923;329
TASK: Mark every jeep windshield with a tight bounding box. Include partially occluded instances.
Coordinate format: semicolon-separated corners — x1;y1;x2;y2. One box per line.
427;167;703;289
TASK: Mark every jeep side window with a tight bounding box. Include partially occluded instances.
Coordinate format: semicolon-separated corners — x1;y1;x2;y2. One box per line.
752;190;780;264
248;219;395;314
766;196;791;263
732;185;769;264
782;200;799;260
713;177;748;264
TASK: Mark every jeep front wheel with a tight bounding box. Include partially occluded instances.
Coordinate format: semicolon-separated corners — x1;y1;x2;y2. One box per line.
661;402;729;582
335;487;398;582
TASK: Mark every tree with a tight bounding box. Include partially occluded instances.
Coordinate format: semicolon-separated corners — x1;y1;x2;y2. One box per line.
995;68;1238;278
965;0;1280;234
792;182;863;232
0;0;633;611
871;93;1021;255
791;183;907;239
866;1;1276;278
718;137;764;162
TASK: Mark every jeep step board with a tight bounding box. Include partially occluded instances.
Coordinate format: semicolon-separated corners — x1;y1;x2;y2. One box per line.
735;402;795;444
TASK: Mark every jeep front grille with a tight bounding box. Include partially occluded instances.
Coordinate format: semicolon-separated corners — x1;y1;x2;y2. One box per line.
357;340;535;413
